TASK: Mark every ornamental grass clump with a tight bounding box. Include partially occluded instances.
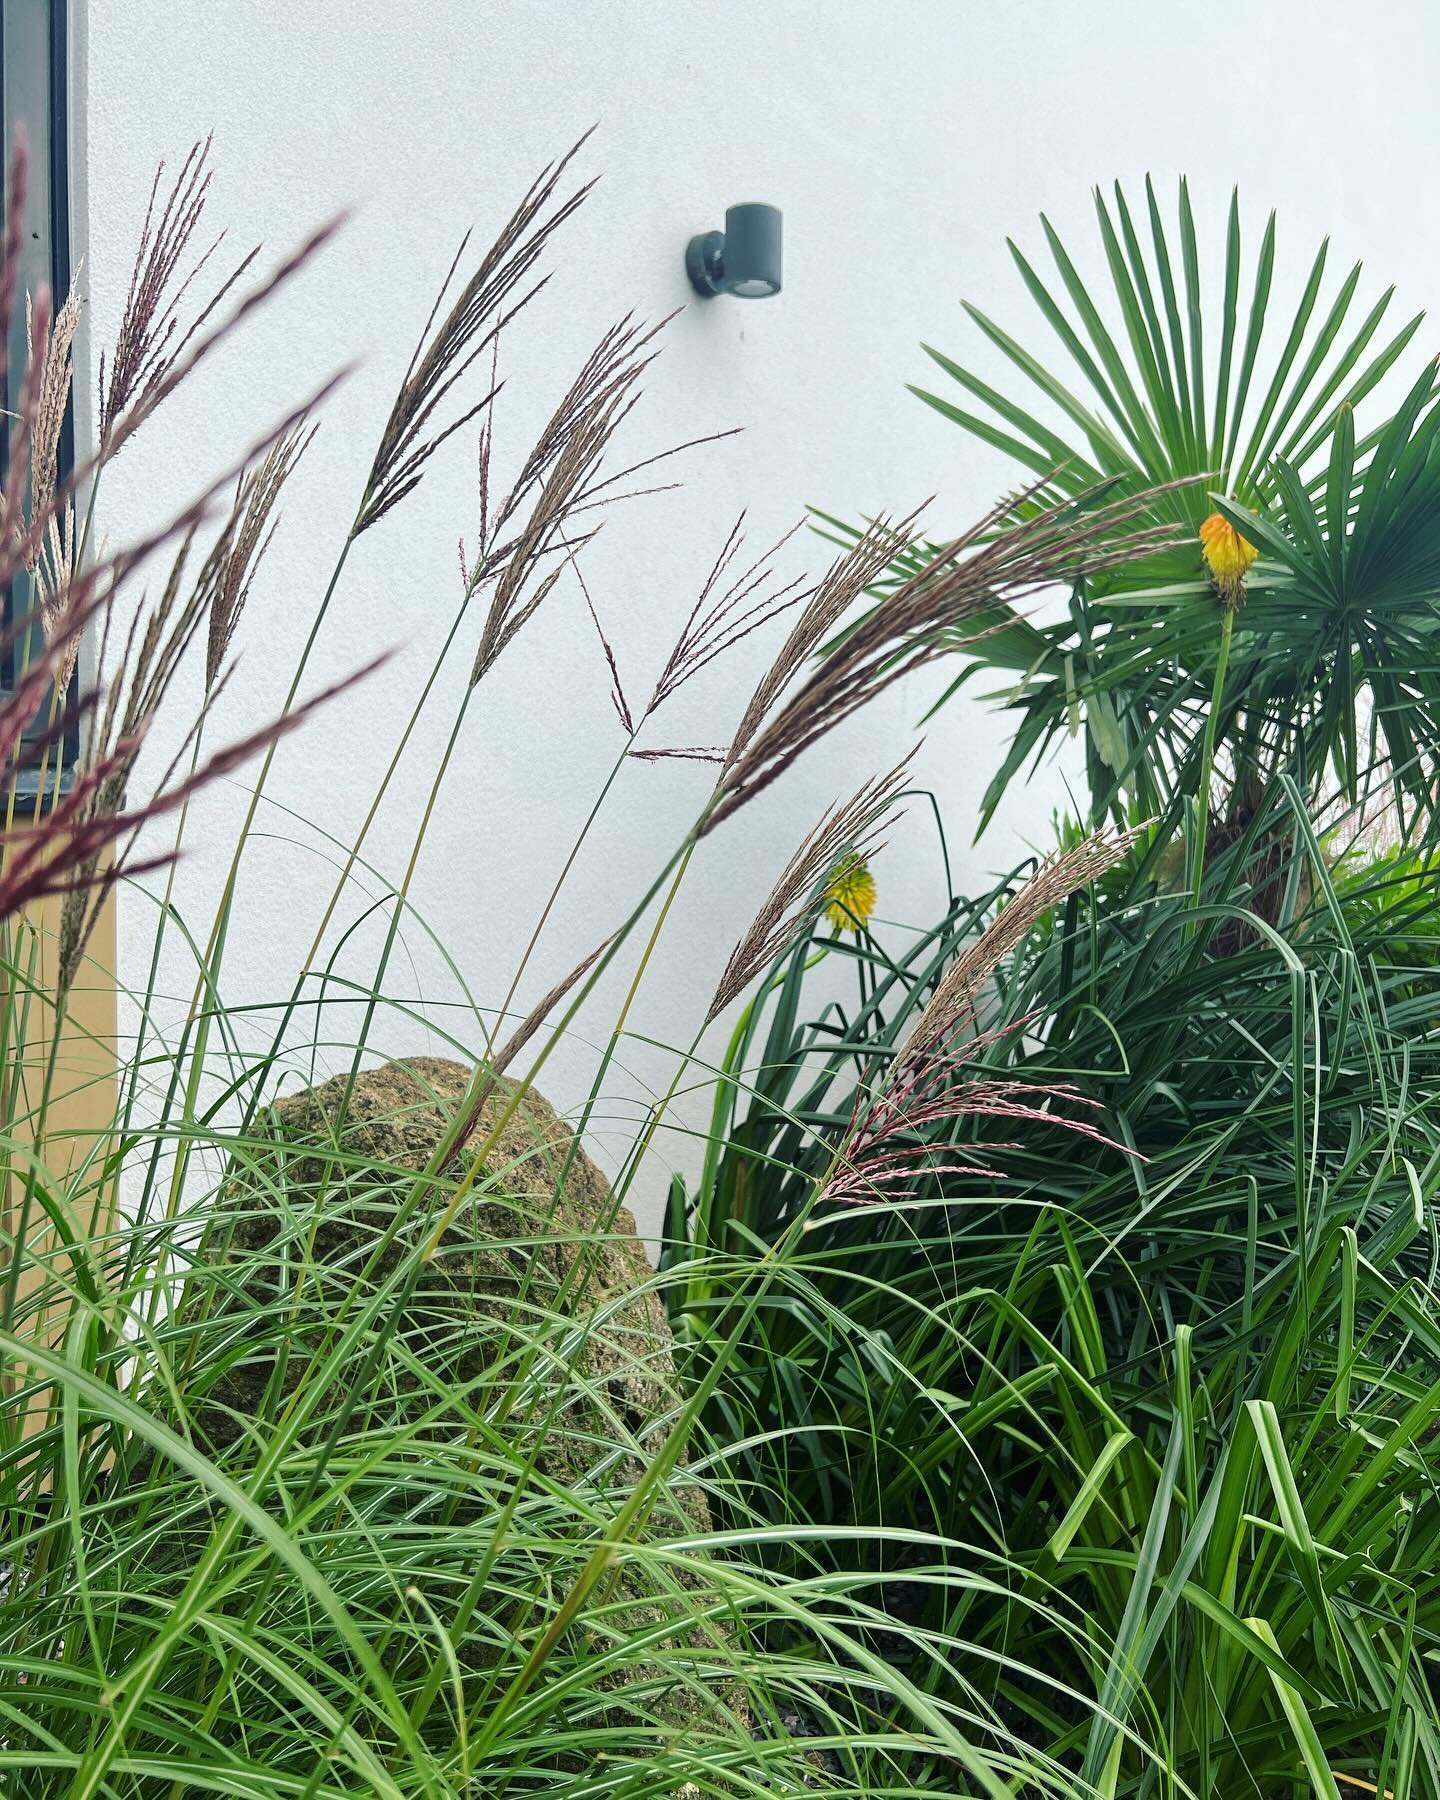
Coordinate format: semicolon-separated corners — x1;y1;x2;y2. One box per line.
0;130;1198;1800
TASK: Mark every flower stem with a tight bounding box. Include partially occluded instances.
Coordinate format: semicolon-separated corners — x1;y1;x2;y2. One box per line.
161;528;357;1224
1189;604;1235;920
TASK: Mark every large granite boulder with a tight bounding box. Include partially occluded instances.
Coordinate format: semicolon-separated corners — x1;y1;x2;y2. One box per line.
187;1056;737;1755
219;1056;691;1488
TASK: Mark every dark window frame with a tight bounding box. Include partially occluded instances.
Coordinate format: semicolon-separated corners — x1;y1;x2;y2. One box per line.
1;0;77;803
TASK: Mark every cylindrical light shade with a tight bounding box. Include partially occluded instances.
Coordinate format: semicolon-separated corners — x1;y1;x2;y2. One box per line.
722;203;782;298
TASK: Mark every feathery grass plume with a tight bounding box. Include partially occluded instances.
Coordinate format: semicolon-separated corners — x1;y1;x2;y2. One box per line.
461;300;739;695
81;138;345;505
28;279;81;531
581;510;797;761
577;556;635;732
0;580;139;905
58;482;276;971
706;756;912;1022
40;408;340;987
97;136;258;444
0;134;341;662
0;134;36;601
906;821;1142;1052
95;532;211;782
724;514;915;781
38;383;344;687
707;481;1191;832
0;582;103;766
55;530;219;974
25;276;83;685
646;514;806;716
2;374;338;758
354;133;596;539
94;220;345;486
491;933;615;1076
812;823;1142;1212
0;285;51;566
53;651;387;991
810;824;1144;1209
0;275;84;744
817;1017;1125;1210
204;420;316;688
468;314;674;684
27;273;81;556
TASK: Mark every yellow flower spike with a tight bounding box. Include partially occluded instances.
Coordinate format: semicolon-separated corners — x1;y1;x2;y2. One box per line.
1199;509;1259;608
823;856;877;933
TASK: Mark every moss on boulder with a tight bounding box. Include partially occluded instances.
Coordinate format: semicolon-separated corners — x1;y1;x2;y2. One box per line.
205;1056;703;1502
187;1057;737;1757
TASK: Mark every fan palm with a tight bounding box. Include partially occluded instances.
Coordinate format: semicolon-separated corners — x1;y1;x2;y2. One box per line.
833;181;1440;840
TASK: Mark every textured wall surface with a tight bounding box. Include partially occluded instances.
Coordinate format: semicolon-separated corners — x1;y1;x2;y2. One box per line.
77;0;1440;1229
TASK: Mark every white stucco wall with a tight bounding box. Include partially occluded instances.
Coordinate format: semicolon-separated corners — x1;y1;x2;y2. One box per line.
76;0;1440;1231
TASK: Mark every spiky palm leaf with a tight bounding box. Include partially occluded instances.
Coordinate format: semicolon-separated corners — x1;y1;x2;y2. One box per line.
837;181;1440;839
916;176;1427;518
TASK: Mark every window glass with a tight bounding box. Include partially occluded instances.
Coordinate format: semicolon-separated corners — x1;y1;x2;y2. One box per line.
1;0;76;798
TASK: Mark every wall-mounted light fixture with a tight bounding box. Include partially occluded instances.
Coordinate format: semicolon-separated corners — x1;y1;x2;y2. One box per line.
686;203;782;299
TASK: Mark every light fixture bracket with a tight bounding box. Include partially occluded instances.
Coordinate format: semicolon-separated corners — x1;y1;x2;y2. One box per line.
685;229;728;297
685;204;782;299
